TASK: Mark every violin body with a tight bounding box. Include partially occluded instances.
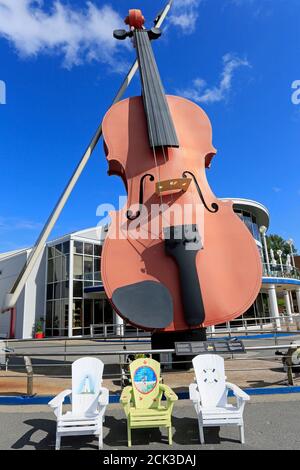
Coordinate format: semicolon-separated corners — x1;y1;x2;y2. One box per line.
101;94;262;331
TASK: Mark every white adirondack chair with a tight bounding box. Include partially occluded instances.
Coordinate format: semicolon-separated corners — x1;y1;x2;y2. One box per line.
189;354;250;444
48;357;109;450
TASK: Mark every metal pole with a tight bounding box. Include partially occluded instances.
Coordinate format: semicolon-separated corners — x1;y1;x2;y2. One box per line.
24;356;33;396
260;226;270;275
2;1;174;314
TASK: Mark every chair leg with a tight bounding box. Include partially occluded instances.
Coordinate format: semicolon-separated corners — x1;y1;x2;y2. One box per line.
55;434;61;451
198;422;205;444
168;425;173;445
239;425;245;444
98;428;103;449
127;421;132;448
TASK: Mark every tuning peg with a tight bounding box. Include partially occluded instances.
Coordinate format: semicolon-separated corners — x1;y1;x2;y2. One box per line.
113;29;129;40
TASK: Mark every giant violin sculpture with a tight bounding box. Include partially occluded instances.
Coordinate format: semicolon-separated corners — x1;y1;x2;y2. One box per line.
101;9;262;332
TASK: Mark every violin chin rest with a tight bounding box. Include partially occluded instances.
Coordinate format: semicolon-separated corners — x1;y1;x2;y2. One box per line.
112;280;173;329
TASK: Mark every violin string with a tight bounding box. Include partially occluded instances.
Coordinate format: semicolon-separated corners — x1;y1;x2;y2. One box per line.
139;29;174;237
134;30;164;243
138;29;171;238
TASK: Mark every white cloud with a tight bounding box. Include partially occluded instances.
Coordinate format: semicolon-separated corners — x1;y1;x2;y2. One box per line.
0;216;42;231
178;53;250;104
0;0;126;69
169;0;202;33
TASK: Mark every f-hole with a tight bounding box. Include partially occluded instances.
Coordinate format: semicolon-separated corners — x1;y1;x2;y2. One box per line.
182;171;219;213
126;173;155;220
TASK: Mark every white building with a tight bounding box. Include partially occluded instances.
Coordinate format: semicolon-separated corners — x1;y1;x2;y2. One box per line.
0;198;299;339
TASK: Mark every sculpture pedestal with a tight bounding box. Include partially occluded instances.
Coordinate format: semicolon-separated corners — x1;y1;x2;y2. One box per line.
151;328;207;370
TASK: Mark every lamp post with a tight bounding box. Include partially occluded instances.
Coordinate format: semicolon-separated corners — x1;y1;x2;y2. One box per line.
287;239;296;268
277;250;283;275
260;226;270;275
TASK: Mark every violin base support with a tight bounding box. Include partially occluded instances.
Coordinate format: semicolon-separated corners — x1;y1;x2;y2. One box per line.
151;328;207;370
112;280;173;330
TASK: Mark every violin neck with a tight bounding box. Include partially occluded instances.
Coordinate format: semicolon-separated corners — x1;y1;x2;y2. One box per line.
134;30;179;149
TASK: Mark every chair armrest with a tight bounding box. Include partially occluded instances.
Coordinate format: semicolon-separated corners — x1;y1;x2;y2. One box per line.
226;382;250;401
98;387;109;407
48;389;72;409
159;384;178;402
120;386;133;404
189;383;200;403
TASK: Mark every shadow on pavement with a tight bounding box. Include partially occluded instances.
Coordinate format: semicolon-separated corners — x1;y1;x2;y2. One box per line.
11;414;243;450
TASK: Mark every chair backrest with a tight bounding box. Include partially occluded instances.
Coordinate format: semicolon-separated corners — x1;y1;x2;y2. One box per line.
129;357;160;409
71;357;104;416
192;354;227;408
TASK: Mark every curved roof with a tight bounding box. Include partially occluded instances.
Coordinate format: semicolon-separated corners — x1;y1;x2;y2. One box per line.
220;198;270;230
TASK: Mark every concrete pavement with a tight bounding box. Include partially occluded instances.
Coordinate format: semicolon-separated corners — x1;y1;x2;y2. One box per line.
0;395;300;450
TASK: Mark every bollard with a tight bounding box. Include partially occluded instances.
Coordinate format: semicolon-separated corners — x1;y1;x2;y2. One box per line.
24;356;33;396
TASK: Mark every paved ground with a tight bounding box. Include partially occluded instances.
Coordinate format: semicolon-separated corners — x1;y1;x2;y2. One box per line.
0;395;300;450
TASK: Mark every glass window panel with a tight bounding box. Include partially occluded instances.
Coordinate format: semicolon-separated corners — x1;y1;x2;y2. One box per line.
94;299;103;325
73;254;83;279
84;300;93;328
74;240;83;254
53;300;61;333
47;283;53;300
94;258;101;281
48;246;55;259
104;299;113;324
94;245;102;257
84;281;93;288
73;300;83;329
84;243;93;255
84;256;93;280
63;301;69;332
61;254;69;281
73;280;83;298
253;223;260;241
46;301;53;330
47;258;54;283
62;241;70;254
61;281;69;299
53;282;62;299
53;256;62;282
53;244;62;256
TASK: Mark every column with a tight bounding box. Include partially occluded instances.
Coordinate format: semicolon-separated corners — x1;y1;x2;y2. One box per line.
68;239;74;338
115;311;124;336
283;290;293;324
267;285;281;330
296;288;300;314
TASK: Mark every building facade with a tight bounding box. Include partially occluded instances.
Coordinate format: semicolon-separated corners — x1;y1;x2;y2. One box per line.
0;199;299;339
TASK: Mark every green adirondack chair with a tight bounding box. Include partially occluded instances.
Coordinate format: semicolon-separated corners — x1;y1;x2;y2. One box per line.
120;357;178;447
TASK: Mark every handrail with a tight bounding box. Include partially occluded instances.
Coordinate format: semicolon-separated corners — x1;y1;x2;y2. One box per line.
2;314;300;343
262;263;300;279
4;343;299;357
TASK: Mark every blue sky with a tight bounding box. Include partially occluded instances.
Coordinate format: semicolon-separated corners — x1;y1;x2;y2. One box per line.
0;0;299;253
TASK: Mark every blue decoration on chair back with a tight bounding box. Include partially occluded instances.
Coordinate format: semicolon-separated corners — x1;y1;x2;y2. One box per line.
133;366;157;394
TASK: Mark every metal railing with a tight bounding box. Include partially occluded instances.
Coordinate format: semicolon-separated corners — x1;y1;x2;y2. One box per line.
262;263;300;279
90;323;147;338
1;338;300;396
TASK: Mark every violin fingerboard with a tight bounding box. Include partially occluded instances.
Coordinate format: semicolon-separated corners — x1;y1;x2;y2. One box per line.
135;30;179;149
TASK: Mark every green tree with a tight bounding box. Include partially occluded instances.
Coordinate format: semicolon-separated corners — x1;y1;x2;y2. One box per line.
266;234;297;257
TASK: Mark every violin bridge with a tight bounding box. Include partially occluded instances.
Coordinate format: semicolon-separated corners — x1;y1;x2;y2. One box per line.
155;178;192;195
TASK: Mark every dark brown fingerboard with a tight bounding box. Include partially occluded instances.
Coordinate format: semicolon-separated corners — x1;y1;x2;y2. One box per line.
134;30;179;149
